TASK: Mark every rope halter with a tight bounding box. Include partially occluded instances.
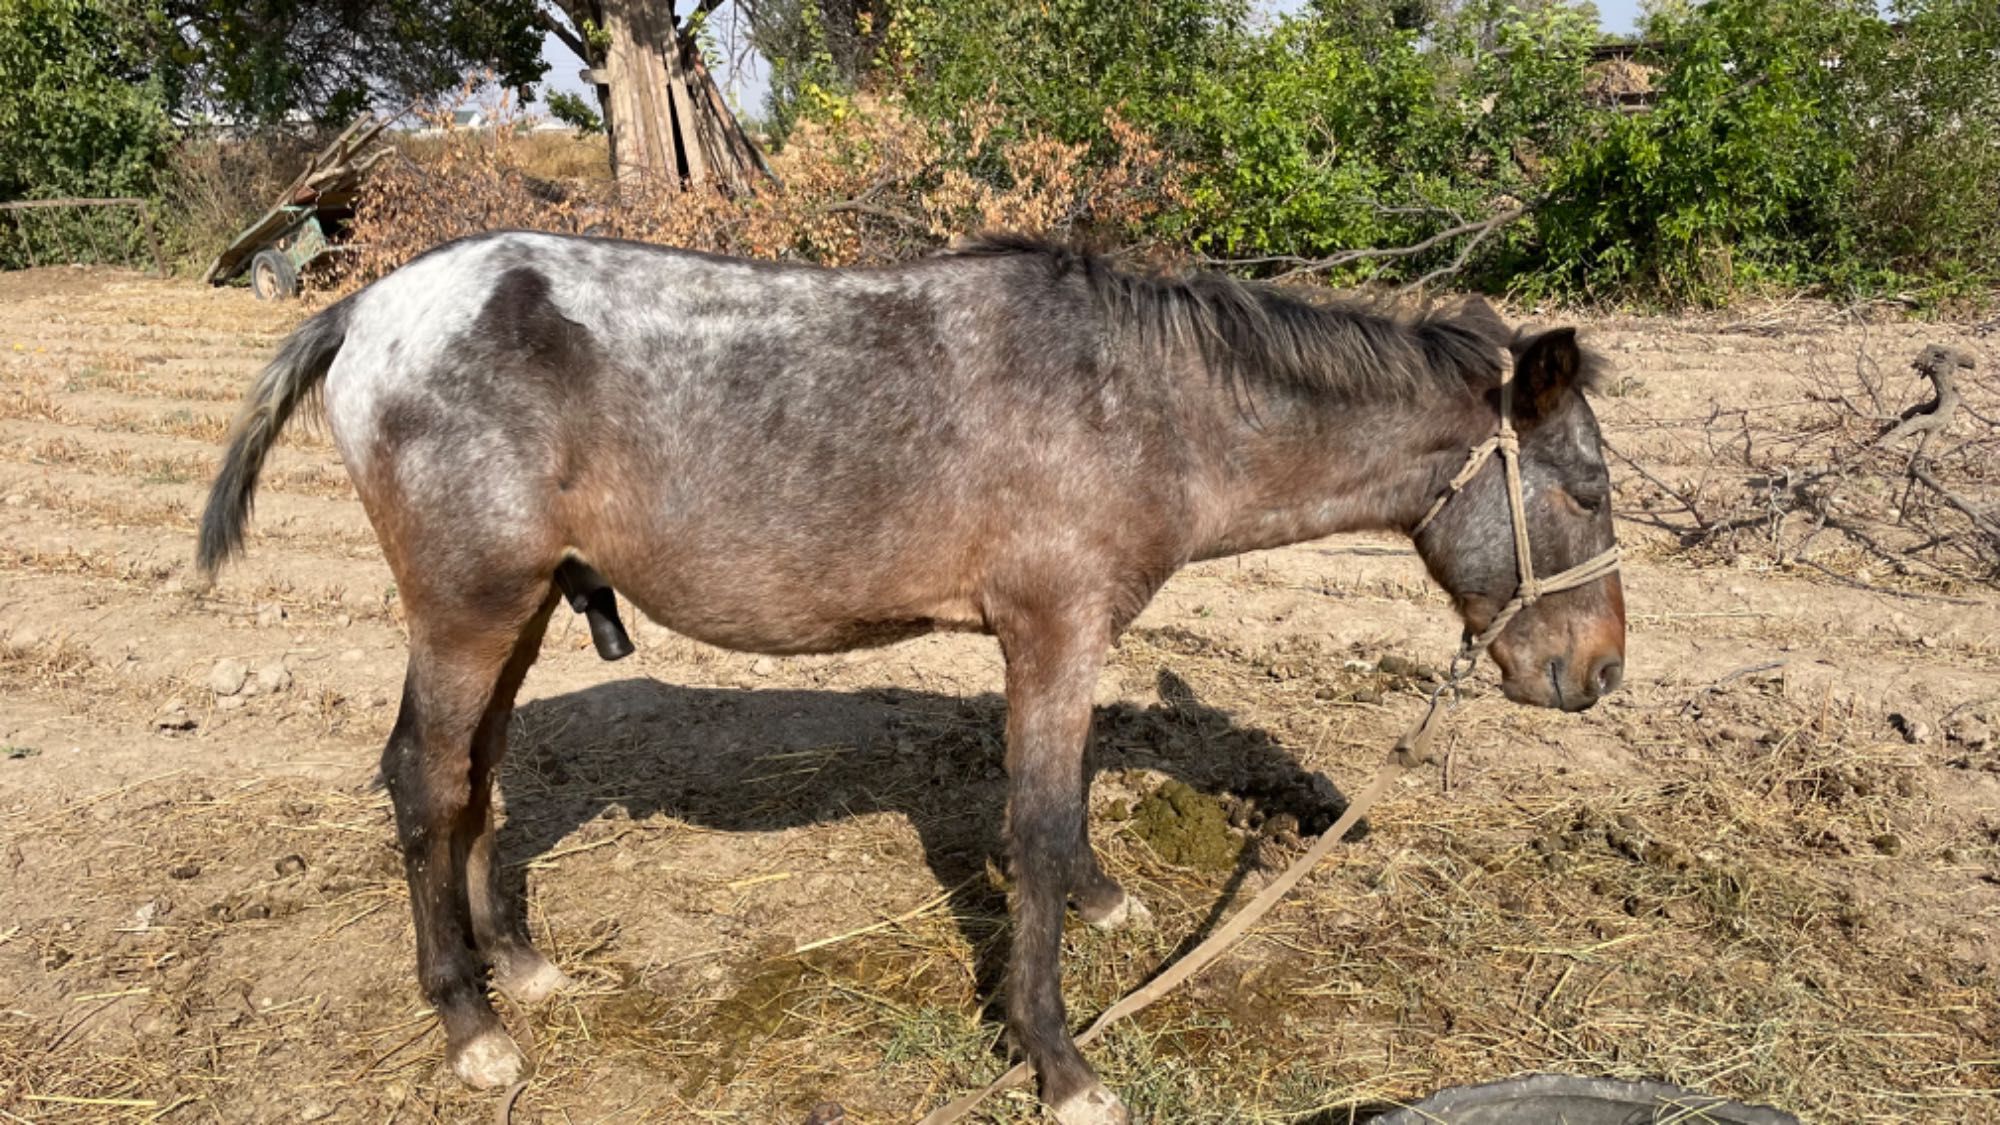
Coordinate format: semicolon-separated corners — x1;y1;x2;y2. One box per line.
1409;347;1622;658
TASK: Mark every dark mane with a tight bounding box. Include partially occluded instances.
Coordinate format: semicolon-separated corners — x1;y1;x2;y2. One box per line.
948;233;1586;404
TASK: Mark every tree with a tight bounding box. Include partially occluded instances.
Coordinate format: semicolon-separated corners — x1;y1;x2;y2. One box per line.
155;1;547;123
0;0;175;198
745;0;891;144
540;0;770;190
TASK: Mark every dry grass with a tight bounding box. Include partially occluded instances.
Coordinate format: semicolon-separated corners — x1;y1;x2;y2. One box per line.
392;129;613;182
4;439;354;501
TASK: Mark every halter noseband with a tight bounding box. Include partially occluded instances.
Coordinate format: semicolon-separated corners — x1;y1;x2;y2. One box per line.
1409;349;1622;655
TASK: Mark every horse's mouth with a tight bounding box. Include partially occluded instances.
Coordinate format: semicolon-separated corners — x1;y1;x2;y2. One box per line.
1493;660;1599;713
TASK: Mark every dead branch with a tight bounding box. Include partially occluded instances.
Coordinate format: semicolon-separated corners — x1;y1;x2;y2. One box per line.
1910;464;2000;542
1195;200;1537;285
1275;205;1532;283
1602;436;1711;530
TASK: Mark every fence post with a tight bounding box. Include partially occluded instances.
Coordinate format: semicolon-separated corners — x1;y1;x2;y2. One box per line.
136;201;167;276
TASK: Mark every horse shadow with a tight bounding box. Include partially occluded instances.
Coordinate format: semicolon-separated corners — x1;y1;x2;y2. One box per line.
494;666;1356;1023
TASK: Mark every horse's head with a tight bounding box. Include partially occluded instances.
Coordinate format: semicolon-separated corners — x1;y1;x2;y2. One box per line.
1415;323;1625;712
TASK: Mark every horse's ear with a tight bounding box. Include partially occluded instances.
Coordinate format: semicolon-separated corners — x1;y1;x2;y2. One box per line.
1510;327;1583;421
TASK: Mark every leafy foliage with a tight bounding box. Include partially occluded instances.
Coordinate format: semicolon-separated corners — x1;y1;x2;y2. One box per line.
155;0;546;124
0;0;175;199
1527;0;1879;302
546;89;604;136
842;0;2000;304
895;0;1240;149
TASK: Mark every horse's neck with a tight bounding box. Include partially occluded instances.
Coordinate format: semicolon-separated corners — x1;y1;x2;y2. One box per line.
1183;387;1478;562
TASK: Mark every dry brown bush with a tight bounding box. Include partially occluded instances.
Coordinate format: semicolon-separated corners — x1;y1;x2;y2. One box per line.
337;95;1186;292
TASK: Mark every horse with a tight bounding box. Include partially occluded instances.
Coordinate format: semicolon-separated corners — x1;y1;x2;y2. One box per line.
196;231;1624;1124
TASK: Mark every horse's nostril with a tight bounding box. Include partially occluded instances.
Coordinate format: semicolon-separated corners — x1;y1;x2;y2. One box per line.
1591;655;1624;696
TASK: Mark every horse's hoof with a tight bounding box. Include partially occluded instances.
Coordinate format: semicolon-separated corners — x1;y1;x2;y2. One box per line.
496;958;573;1006
1086;890;1152;932
451;1029;527;1089
1052;1083;1129;1125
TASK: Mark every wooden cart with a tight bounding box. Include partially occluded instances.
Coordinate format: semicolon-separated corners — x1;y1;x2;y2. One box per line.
202;113;394;299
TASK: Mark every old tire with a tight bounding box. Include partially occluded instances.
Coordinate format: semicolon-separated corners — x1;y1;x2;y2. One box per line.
250;249;298;301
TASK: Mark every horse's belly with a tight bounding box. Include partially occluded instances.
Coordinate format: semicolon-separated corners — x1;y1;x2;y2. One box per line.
602;556;986;656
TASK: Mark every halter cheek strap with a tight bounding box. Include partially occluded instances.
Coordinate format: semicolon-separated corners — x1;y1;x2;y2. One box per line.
1409;350;1621;655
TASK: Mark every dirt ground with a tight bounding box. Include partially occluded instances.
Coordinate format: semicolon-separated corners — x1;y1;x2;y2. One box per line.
1;267;1996;1124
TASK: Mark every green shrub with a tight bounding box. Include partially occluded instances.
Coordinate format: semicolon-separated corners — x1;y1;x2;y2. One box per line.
0;0;175;200
1840;0;2000;299
1526;0;1879;303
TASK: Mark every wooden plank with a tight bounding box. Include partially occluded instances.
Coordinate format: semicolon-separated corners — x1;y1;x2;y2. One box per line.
601;3;650;180
653;1;709;187
632;0;688;185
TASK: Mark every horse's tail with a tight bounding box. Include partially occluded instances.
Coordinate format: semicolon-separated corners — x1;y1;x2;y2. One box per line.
196;296;354;580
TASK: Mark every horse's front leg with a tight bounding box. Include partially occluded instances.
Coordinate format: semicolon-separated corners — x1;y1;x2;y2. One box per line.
996;601;1128;1125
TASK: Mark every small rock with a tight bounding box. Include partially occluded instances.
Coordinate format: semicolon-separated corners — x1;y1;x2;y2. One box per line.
298;1103;336;1123
1349;688;1382;705
802;1102;846;1125
254;602;286;629
1;494;23;507
169;862;201;880
1889;712;1933;744
208;658;248;697
154;702;196;732
338;648;364;663
333;613;352;628
751;656;776;677
1949;718;1992;751
1871;833;1904;856
1714;723;1769;744
255;662;292;695
274;854;307;878
216;695;247;712
1377;654;1418;677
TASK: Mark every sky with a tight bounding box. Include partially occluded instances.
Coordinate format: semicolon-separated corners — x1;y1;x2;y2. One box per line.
532;0;1650;123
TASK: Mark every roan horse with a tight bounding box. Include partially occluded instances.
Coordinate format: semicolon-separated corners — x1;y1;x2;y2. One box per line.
196;231;1624;1124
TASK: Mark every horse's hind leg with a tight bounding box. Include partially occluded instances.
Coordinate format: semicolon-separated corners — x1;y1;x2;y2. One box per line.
381;584;554;1089
995;601;1128;1125
465;590;573;1004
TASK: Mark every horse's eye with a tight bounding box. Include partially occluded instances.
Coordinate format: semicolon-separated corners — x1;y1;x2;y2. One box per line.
1572;491;1607;513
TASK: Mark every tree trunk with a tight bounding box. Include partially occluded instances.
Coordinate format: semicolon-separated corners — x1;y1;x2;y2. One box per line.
558;0;767;192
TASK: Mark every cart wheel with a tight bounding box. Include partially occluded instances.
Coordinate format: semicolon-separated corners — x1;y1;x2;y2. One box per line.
250;249;299;301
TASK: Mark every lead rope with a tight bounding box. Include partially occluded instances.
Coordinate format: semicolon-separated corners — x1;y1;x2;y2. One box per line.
917;354;1620;1125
